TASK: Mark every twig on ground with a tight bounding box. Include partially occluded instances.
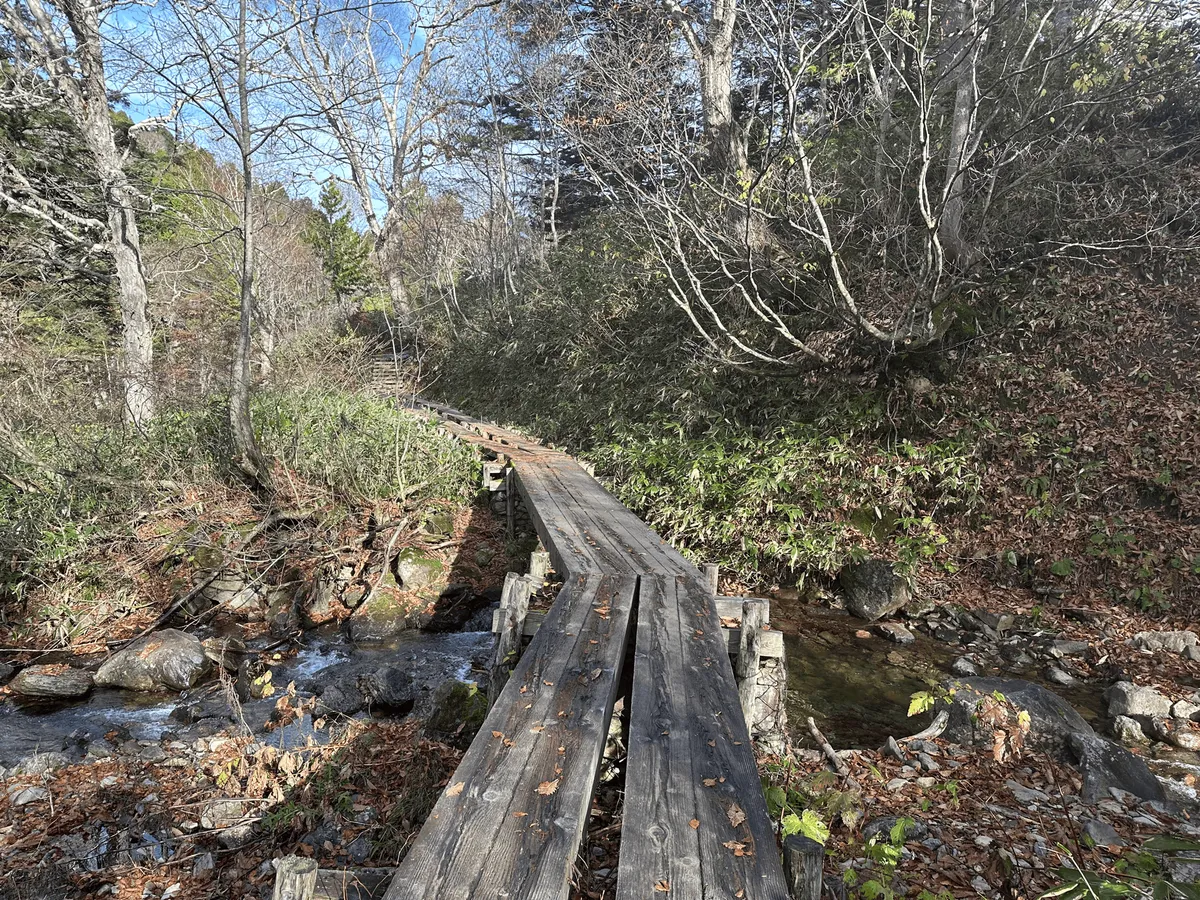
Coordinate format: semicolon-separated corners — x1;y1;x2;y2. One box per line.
807;716;849;776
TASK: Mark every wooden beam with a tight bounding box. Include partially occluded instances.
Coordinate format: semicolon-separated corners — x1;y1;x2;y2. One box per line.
493;607;784;659
489;573;533;706
618;575;789;900
273;856;318;900
386;574;638;900
783;835;824;900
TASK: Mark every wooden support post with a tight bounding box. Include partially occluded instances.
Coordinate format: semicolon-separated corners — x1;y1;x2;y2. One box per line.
489;573;532;706
783;834;824;900
272;855;318;900
735;598;767;733
504;468;515;539
529;549;551;586
702;563;719;595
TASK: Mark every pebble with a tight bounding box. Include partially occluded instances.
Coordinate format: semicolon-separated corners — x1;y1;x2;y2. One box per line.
100;775;120;788
971;876;992;894
192;853;215;879
1082;819;1125;848
899;766;917;779
10;786;49;806
916;776;937;788
877;623;916;645
917;752;940;773
951;657;978;677
1005;780;1049;804
886;778;908;793
884;736;907;763
1050;640;1090;658
974;835;993;848
1044;665;1077;687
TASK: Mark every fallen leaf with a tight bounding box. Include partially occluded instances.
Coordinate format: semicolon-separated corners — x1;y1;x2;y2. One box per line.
537;779;560;796
492;731;504;739
513;812;528;818
723;840;747;856
530;725;544;733
727;803;746;828
689;818;699;829
543;680;554;686
447;782;464;797
702;778;718;787
653;880;670;893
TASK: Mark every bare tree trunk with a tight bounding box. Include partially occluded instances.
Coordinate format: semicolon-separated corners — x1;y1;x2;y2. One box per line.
229;0;269;487
698;0;746;177
63;0;156;426
938;0;978;266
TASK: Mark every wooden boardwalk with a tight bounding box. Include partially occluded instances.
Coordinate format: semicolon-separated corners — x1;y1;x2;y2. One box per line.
385;401;789;900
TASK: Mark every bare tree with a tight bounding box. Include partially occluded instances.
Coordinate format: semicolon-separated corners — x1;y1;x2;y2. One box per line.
2;0;156;424
280;0;482;331
506;0;1199;370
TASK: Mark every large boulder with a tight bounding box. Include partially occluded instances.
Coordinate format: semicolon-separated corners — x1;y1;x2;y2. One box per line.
9;665;94;699
201;572;266;621
942;677;1164;804
395;549;444;591
1067;732;1165;804
840;559;910;621
1104;682;1172;719
347;591;428;642
1132;631;1198;654
425;680;488;749
360;666;416;712
944;677;1090;754
96;629;210;692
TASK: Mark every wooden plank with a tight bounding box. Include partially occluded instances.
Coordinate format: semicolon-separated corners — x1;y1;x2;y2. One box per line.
493;608;785;660
619;575;789;900
736;599;768;729
385;573;637;900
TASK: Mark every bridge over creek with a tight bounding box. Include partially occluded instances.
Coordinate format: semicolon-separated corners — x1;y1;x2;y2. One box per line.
277;393;813;900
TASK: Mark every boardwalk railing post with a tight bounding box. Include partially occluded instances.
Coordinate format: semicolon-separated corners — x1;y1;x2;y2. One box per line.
702;563;719;595
735;598;767;733
783;834;824;900
272;855;318;900
489;573;532;706
504;468;515;539
529;549;551;586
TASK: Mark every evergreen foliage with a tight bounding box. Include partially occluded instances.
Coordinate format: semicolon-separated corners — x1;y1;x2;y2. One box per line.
305;181;376;305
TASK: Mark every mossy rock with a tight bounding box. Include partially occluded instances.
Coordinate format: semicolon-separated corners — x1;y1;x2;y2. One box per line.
395;548;444;590
420;511;455;540
425;680;488;749
347;589;428;642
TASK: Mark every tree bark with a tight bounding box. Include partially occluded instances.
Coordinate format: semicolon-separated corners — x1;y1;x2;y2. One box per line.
697;0;746;178
938;0;978;267
61;0;156;426
229;0;269;488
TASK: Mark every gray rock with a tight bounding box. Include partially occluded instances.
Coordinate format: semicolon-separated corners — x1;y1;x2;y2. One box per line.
218;823;255;849
884;736;906;763
1149;718;1200;752
347;835;371;865
9;665;94;699
1067;732;1165;804
425;680;488;749
863;816;928;843
974;835;993;848
300;577;339;627
976;611;1015;634
10;786;49;806
918;752;940;773
944;677;1091;754
193;852;215;880
1050;641;1090;659
1172;700;1200;721
876;623;916;645
396;548;445;590
1165;856;1200;885
1132;631;1198;654
359;665;415;712
15;750;72;776
971;876;993;894
1081;819;1125;849
1006;780;1050;804
1111;716;1148;745
1044;665;1078;687
96;629;209;692
1186;645;1200;663
840;559;910;621
1104;682;1172;719
0;662;12;684
317;681;366;716
347;590;427;642
885;778;908;792
951;657;978;677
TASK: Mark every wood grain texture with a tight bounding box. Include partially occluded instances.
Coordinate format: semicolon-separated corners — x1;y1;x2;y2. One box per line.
385;574;637;900
394;398;788;900
620;576;790;900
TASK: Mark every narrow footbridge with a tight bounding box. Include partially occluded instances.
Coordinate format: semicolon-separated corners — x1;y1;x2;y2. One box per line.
385;400;791;900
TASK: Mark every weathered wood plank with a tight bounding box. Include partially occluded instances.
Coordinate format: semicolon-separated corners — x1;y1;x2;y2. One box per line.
492;607;785;659
619;575;789;900
385;573;637;900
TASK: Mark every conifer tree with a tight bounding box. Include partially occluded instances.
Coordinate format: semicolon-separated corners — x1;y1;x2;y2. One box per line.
306;181;374;305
